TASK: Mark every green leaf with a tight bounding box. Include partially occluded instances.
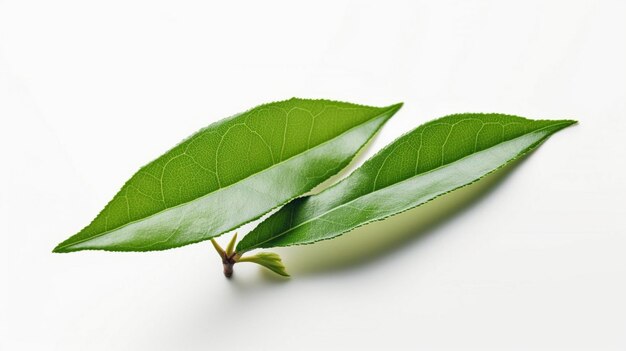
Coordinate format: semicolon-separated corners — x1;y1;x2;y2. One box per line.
237;114;575;252
53;98;402;252
225;232;238;257
237;252;289;277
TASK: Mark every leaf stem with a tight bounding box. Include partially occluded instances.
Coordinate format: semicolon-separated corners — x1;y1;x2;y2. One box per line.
211;233;288;278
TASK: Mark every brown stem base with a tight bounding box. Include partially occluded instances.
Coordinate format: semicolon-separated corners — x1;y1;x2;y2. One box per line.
211;236;240;278
222;255;236;278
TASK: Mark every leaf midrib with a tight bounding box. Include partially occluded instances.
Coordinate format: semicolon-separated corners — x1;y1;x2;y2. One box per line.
242;121;571;251
56;106;397;250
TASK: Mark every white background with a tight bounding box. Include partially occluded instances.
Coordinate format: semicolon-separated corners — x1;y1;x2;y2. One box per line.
1;1;625;350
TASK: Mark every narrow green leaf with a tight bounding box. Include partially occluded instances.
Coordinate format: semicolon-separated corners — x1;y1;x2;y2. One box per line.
237;114;576;252
225;233;237;256
210;239;226;260
237;252;289;277
53;98;402;252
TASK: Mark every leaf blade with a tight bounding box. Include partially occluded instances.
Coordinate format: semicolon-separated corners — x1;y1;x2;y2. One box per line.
237;114;575;252
54;98;402;252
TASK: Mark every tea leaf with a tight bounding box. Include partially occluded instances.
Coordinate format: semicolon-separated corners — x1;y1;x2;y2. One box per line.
237;114;575;252
53;99;402;252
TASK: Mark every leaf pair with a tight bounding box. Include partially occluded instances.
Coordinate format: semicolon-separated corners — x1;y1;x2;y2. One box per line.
53;98;575;277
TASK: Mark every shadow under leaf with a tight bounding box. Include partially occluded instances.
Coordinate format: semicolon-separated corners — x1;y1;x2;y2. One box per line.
280;154;532;276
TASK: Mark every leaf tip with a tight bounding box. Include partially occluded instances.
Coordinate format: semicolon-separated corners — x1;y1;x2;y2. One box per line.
561;119;578;126
386;102;404;114
52;243;68;253
550;119;578;133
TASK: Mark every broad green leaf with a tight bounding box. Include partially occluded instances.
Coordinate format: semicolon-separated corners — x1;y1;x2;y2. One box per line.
237;114;575;253
53;98;402;252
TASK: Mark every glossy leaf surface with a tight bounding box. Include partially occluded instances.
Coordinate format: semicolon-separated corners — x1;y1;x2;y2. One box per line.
54;99;402;252
237;114;575;252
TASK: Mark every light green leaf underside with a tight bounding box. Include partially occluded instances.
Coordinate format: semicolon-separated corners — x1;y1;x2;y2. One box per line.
237;252;289;277
54;98;402;252
237;114;575;252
